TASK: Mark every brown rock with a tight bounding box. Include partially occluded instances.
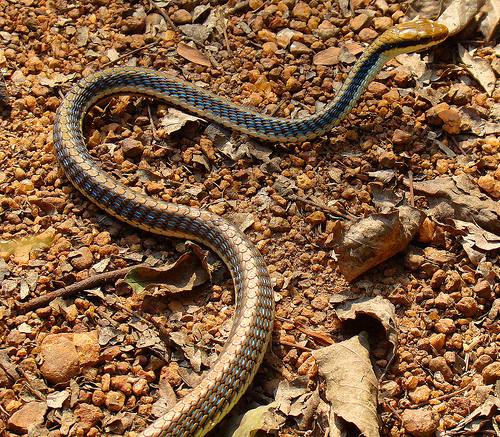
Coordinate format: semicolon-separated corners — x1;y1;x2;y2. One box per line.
145;180;164;194
286;76;301;93
429;333;446;351
161;362;183;387
392;129;413;146
429;356;453;381
434;292;454;309
439;107;461;134
269;217;291;232
74;403;104;431
430;269;446;289
379;151;396;168
111;375;132;396
305;211;326;225
402;408;439;437
358;27;378;42
350;13;370;32
474;354;493;372
434;318;456;334
292;2;312;21
404;252;424;271
367;81;389;97
121;137;144;157
70;247;94;271
132;378;149;396
409;385;431;404
8;401;47;433
171;9;191;24
200;138;216;161
456;296;478;317
478;175;500;199
290;41;312;56
105;390;126;412
94;231;111;246
426;102;449;125
72;331;100;367
474;280;492;299
39;335;80;384
483;362;500;384
450;83;473;105
373;16;393;31
444;271;462;293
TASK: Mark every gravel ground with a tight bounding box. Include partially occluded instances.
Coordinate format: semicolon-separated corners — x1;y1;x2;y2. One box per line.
1;0;500;436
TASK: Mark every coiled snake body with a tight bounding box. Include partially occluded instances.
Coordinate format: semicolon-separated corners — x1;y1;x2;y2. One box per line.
53;19;447;437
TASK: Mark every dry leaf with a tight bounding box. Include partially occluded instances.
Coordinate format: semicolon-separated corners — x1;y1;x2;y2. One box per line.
46;390;70;409
336;296;398;352
437;0;483;35
177;42;211;67
334;206;426;281
313;46;340;65
0;227;55;264
407;0;447;20
228;403;287;437
444;396;500;435
408;174;500;235
458;44;496;96
478;0;500;41
312;332;380;437
124;246;210;294
159;107;202;136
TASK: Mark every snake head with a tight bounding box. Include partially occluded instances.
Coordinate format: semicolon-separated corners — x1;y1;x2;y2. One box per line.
380;18;449;54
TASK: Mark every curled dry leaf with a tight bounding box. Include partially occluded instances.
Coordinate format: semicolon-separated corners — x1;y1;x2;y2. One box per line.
312;332;379;437
159;107;202;136
437;0;483;36
177;42;211;67
123;245;210;294
445;395;500;435
407;174;500;235
223;377;318;437
458;44;496;96
478;0;500;41
336;296;398;352
334;206;426;281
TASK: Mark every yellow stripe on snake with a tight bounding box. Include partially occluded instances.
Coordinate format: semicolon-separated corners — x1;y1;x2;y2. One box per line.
53;19;447;437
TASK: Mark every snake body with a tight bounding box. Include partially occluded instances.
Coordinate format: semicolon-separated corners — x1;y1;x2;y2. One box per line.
53;19;447;437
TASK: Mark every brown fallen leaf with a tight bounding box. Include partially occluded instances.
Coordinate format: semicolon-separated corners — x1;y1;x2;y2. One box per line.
458;44;496;96
478;0;500;41
336;296;398;352
313;46;340;66
123;245;210;294
0;227;55;264
334;206;426;281
443;395;500;435
437;0;483;36
159;107;202;136
177;42;211;67
312;332;379;437
407;174;500;235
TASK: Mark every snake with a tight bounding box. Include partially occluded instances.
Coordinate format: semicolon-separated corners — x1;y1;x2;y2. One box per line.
53;18;447;437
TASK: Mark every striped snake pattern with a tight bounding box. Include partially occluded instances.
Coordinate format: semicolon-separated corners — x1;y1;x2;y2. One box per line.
53;19;447;437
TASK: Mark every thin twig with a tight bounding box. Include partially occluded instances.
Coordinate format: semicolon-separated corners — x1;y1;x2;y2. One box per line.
149;0;178;32
101;38;162;69
408;170;415;208
410;381;472;408
288;194;355;220
17;264;148;313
